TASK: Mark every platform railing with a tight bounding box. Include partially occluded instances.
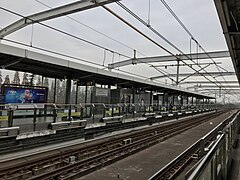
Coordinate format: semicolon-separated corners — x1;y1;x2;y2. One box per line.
149;110;238;180
0;103;215;132
186;112;240;180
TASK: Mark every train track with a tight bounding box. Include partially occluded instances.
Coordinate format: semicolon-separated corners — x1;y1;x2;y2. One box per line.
149;110;239;180
0;110;201;155
0;110;229;180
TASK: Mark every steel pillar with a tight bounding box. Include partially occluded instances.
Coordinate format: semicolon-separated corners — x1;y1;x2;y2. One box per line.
65;78;71;104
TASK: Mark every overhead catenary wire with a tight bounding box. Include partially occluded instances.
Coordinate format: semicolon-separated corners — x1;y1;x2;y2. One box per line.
2;37;159;81
115;2;238;98
159;0;235;94
112;3;229;90
34;0;146;57
0;6;167;83
116;1;236;97
2;38;105;67
152;66;177;84
0;3;233;97
0;6;131;59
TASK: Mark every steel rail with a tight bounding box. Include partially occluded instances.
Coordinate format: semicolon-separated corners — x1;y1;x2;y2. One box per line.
0;110;228;179
149;110;239;180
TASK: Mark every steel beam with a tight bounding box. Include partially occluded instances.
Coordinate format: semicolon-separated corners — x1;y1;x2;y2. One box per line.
214;0;240;82
108;50;230;69
191;85;240;88
152;62;221;68
150;72;235;80
198;88;240;90
0;0;119;38
199;89;240;94
180;80;238;84
0;43;214;99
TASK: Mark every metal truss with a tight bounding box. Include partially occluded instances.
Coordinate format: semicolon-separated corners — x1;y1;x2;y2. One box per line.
150;72;235;80
180;81;238;84
0;0;119;38
108;50;230;69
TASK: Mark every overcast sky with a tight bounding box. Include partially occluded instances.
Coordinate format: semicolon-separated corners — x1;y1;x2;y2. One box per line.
0;0;238;103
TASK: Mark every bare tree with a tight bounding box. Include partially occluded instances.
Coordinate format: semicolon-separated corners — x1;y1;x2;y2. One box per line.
4;75;10;84
12;71;20;84
22;72;29;85
36;75;42;86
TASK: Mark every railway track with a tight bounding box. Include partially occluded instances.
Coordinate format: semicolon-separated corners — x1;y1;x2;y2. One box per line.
150;110;239;180
0;110;201;155
0;110;229;180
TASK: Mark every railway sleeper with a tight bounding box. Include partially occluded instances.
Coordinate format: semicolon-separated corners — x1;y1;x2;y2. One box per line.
4;170;32;180
32;161;61;176
2;111;227;179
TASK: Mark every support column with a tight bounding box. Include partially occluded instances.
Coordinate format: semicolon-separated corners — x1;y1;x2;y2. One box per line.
180;94;183;111
176;59;180;85
53;78;57;103
150;90;153;105
166;93;169;106
41;76;44;86
132;88;135;104
75;84;78;104
172;95;175;105
65;78;71;104
162;93;165;106
85;85;88;104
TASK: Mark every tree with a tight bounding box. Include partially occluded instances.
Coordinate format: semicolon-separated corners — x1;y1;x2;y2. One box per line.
36;75;42;86
30;73;35;86
48;81;55;103
71;83;77;104
43;77;49;87
12;71;20;84
4;75;10;84
60;80;66;104
56;79;61;103
22;72;29;85
0;71;2;85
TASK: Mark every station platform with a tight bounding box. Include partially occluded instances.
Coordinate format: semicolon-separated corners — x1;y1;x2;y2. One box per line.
7;110;202;139
0;111;212;163
78;110;235;180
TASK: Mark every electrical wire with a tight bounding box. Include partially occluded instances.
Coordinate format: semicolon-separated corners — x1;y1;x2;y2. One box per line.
159;0;236;95
0;6;131;59
0;3;231;95
0;6;162;83
2;37;160;81
113;2;228;90
34;0;146;57
2;38;105;67
115;1;236;97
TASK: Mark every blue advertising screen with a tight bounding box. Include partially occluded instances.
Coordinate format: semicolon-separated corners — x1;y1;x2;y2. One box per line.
4;87;47;104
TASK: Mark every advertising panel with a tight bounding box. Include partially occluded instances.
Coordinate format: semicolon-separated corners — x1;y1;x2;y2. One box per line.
2;85;48;104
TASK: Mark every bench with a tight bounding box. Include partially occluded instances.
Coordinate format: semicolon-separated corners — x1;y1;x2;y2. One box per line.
50;121;70;130
0;127;19;137
102;115;123;122
143;112;155;117
70;120;87;128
